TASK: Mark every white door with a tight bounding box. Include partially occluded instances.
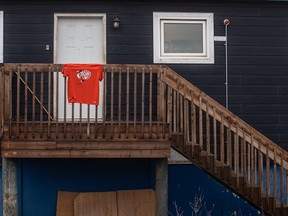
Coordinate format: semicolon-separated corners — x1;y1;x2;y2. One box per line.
54;14;106;121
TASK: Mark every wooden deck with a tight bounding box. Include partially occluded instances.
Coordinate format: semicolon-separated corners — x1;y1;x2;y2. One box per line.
1;123;171;158
2;63;288;215
0;64;171;158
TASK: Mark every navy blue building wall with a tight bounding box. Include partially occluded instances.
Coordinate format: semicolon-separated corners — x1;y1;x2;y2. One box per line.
2;0;288;148
1;1;288;215
18;159;155;216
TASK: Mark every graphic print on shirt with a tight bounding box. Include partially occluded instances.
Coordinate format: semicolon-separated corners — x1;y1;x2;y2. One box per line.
77;70;91;82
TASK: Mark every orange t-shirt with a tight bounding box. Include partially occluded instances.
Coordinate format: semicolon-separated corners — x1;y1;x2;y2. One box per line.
62;64;104;105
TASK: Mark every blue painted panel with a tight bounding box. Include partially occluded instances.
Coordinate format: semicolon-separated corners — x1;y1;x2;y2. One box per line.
168;164;262;216
19;158;155;216
0;165;2;216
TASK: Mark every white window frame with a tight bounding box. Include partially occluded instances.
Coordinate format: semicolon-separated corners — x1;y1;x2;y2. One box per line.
153;12;214;64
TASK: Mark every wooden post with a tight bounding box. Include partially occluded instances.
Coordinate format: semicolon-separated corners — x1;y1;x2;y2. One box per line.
155;158;168;216
3;158;18;216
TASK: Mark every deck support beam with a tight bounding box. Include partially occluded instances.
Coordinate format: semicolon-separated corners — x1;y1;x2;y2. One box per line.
156;158;168;216
3;158;18;216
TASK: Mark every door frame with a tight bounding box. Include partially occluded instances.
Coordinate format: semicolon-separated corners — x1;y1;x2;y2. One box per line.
53;13;107;64
53;13;106;121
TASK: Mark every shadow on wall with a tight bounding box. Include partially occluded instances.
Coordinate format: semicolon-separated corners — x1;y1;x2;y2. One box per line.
168;164;263;216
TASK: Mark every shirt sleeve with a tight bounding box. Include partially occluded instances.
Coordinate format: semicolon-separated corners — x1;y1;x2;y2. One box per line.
62;64;69;77
99;65;104;81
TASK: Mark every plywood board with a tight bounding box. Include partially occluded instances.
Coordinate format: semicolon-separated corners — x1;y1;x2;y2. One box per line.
74;192;117;216
56;191;79;216
117;189;156;216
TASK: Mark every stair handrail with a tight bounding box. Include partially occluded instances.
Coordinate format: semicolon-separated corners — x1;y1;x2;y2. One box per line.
160;66;288;170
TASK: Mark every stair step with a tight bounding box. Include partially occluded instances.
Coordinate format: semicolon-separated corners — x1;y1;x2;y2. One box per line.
261;196;275;215
274;206;288;216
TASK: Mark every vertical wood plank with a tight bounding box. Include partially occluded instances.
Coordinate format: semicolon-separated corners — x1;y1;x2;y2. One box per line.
126;67;130;138
111;68;114;139
63;76;67;138
32;68;36;137
102;66;107;137
273;148;277;208
149;68;152;138
213;106;217;174
199;97;203;150
235;122;239;189
133;68;137;138
266;144;270;203
168;87;172;138
243;130;247;186
118;67;122;139
16;67;20;137
206;101;210;168
55;70;59;138
141;68;145;138
40;69;44;137
87;105;90;139
220;113;225;166
48;66;51;138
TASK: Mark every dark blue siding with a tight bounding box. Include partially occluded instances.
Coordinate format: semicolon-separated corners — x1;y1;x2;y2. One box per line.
3;0;288;148
168;164;261;216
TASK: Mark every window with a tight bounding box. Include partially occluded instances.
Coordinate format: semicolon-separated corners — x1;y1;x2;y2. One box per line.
153;12;214;64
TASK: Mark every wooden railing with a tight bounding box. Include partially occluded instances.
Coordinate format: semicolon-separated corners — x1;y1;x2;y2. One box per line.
159;67;288;214
0;64;167;141
1;63;288;213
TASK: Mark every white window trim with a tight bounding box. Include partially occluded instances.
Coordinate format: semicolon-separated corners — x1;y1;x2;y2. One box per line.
153;12;214;64
0;11;3;63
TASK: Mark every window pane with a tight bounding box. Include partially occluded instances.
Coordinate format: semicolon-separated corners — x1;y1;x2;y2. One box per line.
163;23;203;54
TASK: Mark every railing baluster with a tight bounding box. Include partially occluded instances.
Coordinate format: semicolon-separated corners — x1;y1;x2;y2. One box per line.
191;93;196;157
87;105;90;139
168;87;172;138
258;140;263;198
141;68;145;138
199;97;203;152
9;68;12;138
149;68;152;138
227;120;232;167
111;67;114;139
47;66;51;138
213;106;217;174
273;147;277;208
118;67;122;139
40;68;44;138
102;66;107;139
63;76;67;138
206;101;210;169
56;69;59;138
72;103;74;138
16;66;20;137
236;122;239;189
133;68;137;138
32;67;36;138
126;67;130;138
266;144;270;205
79;104;82;138
220;113;225;166
243;130;247;193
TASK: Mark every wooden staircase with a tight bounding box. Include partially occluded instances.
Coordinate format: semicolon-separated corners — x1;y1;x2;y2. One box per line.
160;67;288;216
1;63;288;215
